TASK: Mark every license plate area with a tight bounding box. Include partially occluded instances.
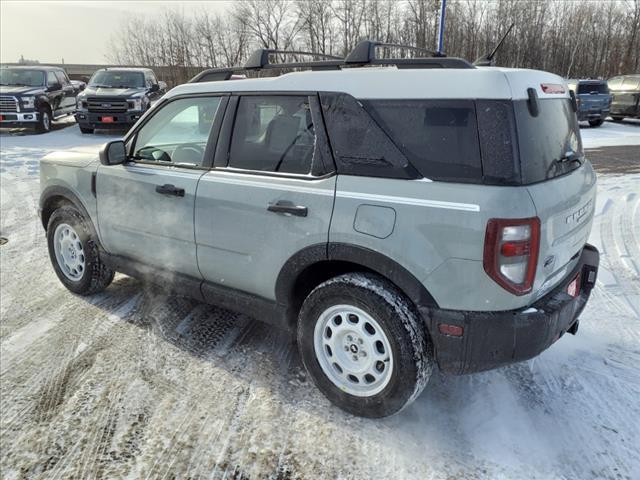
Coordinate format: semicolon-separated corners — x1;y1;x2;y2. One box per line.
101;116;115;123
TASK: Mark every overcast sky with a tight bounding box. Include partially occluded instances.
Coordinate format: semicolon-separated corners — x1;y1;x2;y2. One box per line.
0;1;232;64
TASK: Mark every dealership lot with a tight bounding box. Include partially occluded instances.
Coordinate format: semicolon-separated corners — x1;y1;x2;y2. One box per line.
1;121;639;479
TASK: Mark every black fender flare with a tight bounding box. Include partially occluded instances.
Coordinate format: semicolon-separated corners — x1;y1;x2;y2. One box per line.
275;243;439;324
39;185;97;238
35;94;52;113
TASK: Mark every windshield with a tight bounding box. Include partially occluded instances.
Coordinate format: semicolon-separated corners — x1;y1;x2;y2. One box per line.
89;71;144;88
0;69;45;87
514;98;583;184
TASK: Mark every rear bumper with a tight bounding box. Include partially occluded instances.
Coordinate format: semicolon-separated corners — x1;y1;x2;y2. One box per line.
0;111;39;126
577;109;609;121
75;110;143;129
426;244;599;374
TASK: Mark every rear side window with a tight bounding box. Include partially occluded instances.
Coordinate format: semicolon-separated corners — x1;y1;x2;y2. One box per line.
320;93;418;179
364;99;482;182
577;83;609;94
229;96;315;175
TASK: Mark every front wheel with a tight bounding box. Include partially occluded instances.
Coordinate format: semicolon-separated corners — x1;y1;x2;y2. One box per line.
47;205;114;295
36;106;52;133
589;119;604;127
297;273;433;418
79;126;94;134
610;116;624;123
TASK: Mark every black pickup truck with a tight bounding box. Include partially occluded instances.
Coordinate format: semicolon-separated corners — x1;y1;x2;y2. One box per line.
75;67;166;133
0;66;77;133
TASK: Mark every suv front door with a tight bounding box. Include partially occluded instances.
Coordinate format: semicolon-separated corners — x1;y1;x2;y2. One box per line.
195;94;336;302
96;95;227;280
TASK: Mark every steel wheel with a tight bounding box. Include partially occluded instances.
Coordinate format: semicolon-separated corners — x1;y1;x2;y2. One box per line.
53;223;85;281
314;304;394;397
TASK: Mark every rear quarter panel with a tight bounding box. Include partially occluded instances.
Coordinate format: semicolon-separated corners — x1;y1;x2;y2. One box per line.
330;176;540;311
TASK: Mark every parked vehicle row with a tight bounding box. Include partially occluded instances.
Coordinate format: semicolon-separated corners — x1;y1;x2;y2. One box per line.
0;65;166;133
566;74;640;127
39;42;600;417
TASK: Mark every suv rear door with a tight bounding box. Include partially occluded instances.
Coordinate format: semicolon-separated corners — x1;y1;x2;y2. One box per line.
195;94;336;301
96;95;227;280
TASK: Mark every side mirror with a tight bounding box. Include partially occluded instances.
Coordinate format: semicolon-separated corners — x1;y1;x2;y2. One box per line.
150;83;160;92
48;82;62;92
99;140;127;166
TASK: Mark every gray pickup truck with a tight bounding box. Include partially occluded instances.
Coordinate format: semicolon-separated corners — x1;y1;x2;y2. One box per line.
39;43;600;418
567;79;612;127
608;74;640;121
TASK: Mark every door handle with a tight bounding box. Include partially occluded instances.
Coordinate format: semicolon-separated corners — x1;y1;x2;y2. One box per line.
155;184;185;197
267;201;308;217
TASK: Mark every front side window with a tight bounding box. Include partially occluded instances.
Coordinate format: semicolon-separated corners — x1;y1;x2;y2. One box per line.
133;96;221;167
0;68;45;87
229;96;315;175
47;71;58;86
54;71;69;85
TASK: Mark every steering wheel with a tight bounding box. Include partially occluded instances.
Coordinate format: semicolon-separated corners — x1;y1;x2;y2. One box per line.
172;144;204;165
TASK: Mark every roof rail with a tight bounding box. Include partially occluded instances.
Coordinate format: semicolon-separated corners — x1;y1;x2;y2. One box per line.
244;48;343;70
344;40;473;69
190;49;344;83
189;41;474;83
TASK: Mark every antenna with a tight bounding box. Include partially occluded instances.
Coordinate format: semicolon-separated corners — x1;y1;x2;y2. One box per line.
474;23;515;66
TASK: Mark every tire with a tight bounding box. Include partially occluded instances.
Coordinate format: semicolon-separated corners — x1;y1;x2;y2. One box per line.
79;126;94;134
589;119;604;127
297;272;433;418
611;116;624;123
36;106;52;133
47;205;114;295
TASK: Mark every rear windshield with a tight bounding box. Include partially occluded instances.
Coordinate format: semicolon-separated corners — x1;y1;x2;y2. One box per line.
514;98;583;184
363;99;482;182
577;83;609;94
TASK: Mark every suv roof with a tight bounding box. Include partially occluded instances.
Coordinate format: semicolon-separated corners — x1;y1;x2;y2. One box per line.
171;66;569;101
97;67;154;73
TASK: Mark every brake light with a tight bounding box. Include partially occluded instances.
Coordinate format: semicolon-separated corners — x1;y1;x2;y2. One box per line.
541;83;566;94
483;218;541;295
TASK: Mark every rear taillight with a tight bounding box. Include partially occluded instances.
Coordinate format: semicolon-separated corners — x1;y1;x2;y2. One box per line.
483;217;541;295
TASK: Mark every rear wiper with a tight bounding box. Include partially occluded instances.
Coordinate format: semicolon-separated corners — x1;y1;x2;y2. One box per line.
546;152;582;178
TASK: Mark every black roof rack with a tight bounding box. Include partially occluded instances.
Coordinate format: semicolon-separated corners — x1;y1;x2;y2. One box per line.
190;41;474;83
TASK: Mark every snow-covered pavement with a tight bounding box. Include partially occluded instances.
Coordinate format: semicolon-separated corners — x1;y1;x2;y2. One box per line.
1;120;639;479
581;118;640;148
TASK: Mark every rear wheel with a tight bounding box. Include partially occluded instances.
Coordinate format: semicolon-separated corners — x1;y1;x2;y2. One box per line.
297;272;433;418
36;106;52;133
610;116;624;123
589;119;604;127
47;205;114;295
79;126;94;134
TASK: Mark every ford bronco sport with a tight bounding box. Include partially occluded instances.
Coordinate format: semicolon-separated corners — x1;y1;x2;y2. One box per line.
39;42;599;418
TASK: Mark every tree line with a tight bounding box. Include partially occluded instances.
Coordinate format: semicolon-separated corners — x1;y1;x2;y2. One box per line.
108;0;640;86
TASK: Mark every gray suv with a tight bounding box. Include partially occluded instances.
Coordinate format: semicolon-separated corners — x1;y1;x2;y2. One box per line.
39;43;600;417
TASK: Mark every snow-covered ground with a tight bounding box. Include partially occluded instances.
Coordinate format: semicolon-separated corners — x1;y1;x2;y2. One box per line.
581;118;640;149
1;119;639;479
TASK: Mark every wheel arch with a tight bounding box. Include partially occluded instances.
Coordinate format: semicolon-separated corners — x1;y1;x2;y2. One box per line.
40;186;97;239
276;243;439;328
